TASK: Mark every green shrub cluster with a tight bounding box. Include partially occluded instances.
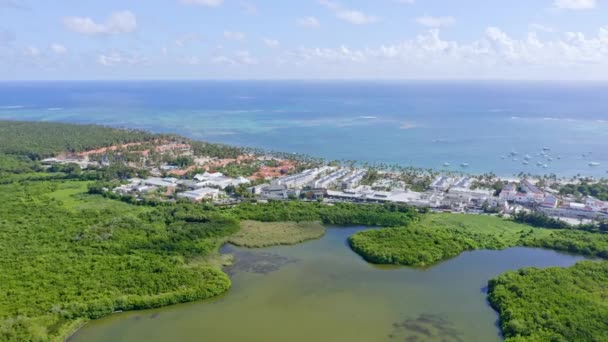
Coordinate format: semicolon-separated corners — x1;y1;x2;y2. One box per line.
488;261;608;341
0;181;234;341
348;214;608;267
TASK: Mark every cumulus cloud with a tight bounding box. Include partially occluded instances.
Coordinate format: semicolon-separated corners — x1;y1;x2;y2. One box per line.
319;0;378;25
212;51;257;65
50;43;67;54
178;0;223;7
263;38;280;48
283;26;608;78
175;33;204;47
416;16;455;28
224;31;246;41
98;50;144;66
553;0;596;9
297;16;321;28
22;46;40;57
63;11;137;35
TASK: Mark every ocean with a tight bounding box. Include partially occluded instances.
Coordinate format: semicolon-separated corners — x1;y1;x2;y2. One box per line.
0;80;607;177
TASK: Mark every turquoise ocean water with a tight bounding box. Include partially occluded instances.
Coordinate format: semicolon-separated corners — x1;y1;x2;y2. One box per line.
1;80;607;177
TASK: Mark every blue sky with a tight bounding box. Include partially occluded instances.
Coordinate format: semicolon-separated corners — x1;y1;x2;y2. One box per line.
1;0;607;80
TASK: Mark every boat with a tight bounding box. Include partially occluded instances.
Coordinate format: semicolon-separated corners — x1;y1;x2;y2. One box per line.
543;164;549;169
509;150;518;156
522;161;529;165
512;158;518;162
524;154;531;160
460;163;469;168
547;157;553;162
589;162;601;167
443;162;450;167
557;155;562;160
542;147;551;151
537;161;544;166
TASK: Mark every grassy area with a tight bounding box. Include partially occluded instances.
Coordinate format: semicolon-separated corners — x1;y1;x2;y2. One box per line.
488;261;608;341
228;220;326;247
349;213;608;267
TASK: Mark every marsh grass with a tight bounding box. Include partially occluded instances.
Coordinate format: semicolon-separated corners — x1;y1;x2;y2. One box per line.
228;220;326;248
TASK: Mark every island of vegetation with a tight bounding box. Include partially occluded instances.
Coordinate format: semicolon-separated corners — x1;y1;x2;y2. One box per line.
488;261;608;341
228;221;326;247
1;120;608;342
348;213;608;267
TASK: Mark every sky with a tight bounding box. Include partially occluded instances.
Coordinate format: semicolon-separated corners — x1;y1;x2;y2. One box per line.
0;0;607;80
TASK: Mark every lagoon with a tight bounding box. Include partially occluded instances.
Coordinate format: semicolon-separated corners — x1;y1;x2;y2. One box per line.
69;226;588;342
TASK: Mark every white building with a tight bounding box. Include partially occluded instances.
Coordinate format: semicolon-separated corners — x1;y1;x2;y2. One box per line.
177;187;221;202
311;168;350;189
341;169;367;189
273;168;328;188
143;178;178;189
429;176;453;191
193;172;250;189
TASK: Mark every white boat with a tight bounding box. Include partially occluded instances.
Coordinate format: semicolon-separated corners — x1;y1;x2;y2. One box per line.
512;158;518;162
522;161;529;165
443;162;450;167
524;154;531;160
547;157;553;162
589;162;600;167
542;147;551;151
537;161;544;166
460;163;469;168
543;164;549;169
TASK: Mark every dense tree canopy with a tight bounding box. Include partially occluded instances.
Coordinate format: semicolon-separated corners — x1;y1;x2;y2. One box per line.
488;261;608;341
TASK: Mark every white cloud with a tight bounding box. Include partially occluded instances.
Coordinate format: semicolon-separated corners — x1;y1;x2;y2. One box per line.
319;0;378;25
240;2;258;15
22;46;40;57
212;51;257;65
50;43;67;54
224;31;246;41
98;50;144;66
178;0;223;7
336;10;378;25
553;0;596;9
297;16;321;28
282;26;608;78
263;38;280;48
63;11;137;35
416;16;455;28
175;33;204;47
530;23;556;33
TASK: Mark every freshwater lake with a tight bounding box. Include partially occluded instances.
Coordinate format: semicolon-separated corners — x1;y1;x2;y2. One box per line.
70;226;587;342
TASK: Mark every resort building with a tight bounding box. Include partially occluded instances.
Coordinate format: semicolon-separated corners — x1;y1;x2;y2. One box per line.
429;176;453;191
177;187;221;202
341;169;367;189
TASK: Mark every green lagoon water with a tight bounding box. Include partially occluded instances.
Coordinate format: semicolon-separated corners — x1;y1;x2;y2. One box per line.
69;227;588;342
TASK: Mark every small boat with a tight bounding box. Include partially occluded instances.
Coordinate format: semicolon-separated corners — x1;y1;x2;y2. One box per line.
589;162;600;167
443;162;450;167
542;147;551;151
512;158;518;162
543;164;549;169
501;155;506;160
547;157;553;162
524;154;531;160
522;161;529;165
557;155;562;160
460;163;469;168
537;161;544;166
509;150;518;156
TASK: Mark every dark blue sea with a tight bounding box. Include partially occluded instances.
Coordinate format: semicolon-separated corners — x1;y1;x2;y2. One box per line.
1;80;607;177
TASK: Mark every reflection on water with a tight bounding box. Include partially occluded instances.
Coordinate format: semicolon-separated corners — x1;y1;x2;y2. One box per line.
389;314;464;342
70;226;588;342
222;244;298;276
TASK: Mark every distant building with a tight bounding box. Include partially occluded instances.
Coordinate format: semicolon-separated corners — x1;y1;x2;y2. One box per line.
177;187;221;202
193;172;250;189
429;176;453;191
341;170;367;189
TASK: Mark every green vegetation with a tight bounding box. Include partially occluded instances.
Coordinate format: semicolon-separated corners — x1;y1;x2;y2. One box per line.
488;261;608;341
348;214;608;267
225;201;420;227
0;120;159;159
229;221;326;247
0;181;235;342
560;180;608;201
